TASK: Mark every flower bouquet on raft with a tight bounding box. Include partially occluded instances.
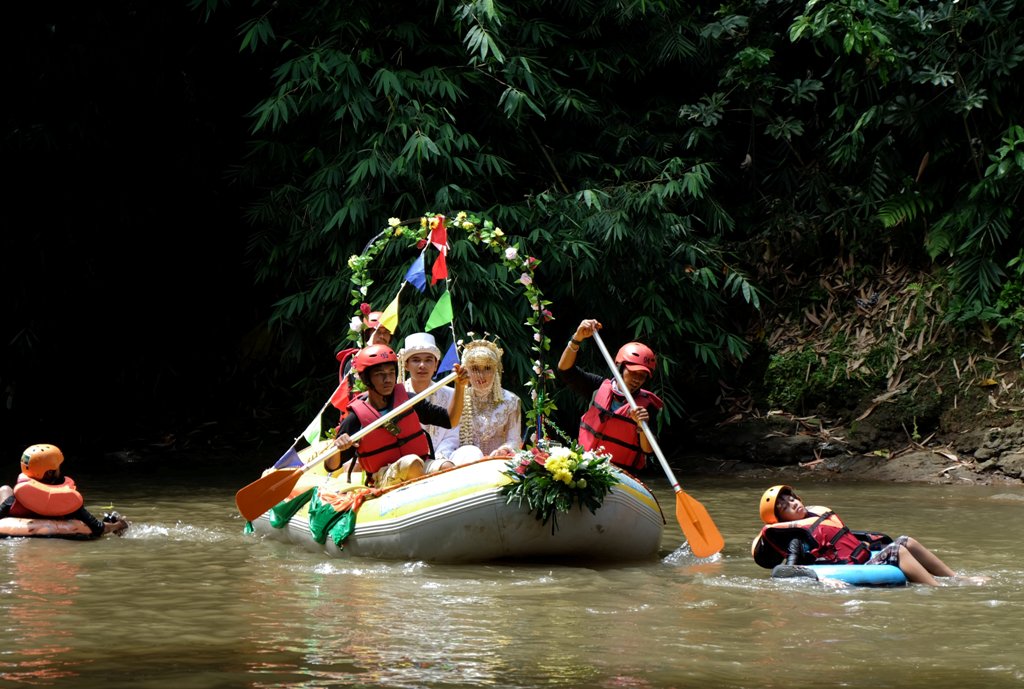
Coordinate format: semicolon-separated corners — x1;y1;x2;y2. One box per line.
500;441;619;533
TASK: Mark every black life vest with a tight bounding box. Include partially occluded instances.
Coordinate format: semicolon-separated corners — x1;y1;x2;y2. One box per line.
578;379;663;469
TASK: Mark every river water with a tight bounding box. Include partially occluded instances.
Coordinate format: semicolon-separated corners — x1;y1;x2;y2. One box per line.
1;459;1022;689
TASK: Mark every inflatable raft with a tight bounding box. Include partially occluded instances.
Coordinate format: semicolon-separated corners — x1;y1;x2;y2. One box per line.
247;447;666;563
0;516;94;540
771;563;908;586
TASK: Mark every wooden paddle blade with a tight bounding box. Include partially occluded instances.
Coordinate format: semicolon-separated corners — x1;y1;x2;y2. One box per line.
675;490;725;558
235;468;303;522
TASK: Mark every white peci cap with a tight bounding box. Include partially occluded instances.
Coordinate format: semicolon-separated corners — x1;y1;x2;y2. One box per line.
398;332;442;365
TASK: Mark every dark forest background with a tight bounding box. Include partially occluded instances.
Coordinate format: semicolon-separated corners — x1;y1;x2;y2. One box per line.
3;1;1023;469
1;4;266;460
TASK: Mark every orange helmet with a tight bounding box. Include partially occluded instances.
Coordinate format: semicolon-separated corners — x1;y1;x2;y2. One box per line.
759;484;795;524
21;444;64;480
352;345;399;373
615;342;656;375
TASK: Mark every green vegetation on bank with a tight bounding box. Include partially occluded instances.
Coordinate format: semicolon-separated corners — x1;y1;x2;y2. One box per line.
192;0;1024;430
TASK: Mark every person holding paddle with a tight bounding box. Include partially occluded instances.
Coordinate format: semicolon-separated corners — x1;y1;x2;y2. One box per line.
557;318;663;471
324;344;469;487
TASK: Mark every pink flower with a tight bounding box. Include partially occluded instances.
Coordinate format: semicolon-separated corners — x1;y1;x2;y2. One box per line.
416;239;427;250
519;273;532;286
542;309;553;322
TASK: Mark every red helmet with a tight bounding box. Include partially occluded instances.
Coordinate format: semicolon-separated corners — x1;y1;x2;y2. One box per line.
615;342;656;375
352;345;399;373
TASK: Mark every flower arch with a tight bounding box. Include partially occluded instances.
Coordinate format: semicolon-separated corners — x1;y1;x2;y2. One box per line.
343;211;557;439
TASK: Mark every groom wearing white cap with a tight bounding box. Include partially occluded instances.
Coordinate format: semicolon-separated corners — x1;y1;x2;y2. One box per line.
399;332;460;471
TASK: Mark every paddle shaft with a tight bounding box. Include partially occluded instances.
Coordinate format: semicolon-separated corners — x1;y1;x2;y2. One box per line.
298;370;460;476
590;331;680;492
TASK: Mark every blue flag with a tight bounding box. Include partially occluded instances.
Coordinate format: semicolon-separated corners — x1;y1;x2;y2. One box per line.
437;341;459;376
404;252;428;293
273;447;303;469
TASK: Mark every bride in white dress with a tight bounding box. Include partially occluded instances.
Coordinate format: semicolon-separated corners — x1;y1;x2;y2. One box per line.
448;338;522;464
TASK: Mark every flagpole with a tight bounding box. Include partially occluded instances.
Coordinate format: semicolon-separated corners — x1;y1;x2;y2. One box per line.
272;384;340;468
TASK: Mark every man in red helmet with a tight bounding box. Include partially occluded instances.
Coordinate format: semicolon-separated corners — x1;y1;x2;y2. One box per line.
324;345;469;487
557;318;663;470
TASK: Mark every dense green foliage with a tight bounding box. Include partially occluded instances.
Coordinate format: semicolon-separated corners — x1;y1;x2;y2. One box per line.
193;0;1024;428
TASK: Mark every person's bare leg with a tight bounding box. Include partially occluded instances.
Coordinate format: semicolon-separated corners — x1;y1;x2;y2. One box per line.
904;537;955;577
897;547;942;586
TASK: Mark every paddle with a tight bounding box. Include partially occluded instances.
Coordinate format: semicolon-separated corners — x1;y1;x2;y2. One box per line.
591;331;725;558
235;371;459;521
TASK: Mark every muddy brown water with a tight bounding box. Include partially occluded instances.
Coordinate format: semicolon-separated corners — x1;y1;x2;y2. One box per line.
1;461;1021;689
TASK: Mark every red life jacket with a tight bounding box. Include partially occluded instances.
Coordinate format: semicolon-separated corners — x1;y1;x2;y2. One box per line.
578;379;663;469
10;473;85;518
349;386;431;474
751;506;874;568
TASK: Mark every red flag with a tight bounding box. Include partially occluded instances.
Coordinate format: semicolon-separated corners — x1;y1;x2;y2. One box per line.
431;250;448;285
331;348;358;414
429;215;447;251
329;379;351;414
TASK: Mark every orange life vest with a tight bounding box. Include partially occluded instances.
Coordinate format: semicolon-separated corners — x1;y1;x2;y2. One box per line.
752;506;873;568
10;473;85;518
578;379;663;469
349;386;431;474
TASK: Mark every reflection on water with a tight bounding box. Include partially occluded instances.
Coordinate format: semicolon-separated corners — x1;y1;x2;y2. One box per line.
0;465;1022;689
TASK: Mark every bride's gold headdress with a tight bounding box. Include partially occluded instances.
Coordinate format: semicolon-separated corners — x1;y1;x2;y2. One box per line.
460;337;503;373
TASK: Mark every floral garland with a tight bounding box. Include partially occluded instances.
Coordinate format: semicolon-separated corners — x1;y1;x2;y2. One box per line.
500;442;619;533
344;211;557;431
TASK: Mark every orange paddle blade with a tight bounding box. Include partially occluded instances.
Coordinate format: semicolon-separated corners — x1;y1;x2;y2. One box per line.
235;468;304;522
675;490;725;558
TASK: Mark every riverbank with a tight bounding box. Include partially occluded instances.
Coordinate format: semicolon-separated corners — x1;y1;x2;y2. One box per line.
678;413;1024;486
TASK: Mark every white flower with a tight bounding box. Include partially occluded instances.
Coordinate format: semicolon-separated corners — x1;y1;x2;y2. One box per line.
505;246;518;261
519;273;532;286
388;217;401;227
360;286;368;295
350;316;363;332
534;332;542;342
550;446;572;459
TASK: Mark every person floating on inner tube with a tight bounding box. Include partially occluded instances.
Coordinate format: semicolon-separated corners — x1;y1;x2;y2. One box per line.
325;345;469;488
557;318;663;471
751;484;985;586
0;444;129;537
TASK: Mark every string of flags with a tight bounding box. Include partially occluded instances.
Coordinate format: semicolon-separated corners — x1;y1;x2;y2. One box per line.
275;215;460;466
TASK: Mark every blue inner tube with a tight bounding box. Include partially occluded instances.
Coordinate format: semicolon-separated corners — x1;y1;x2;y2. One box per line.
771;563;908;587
